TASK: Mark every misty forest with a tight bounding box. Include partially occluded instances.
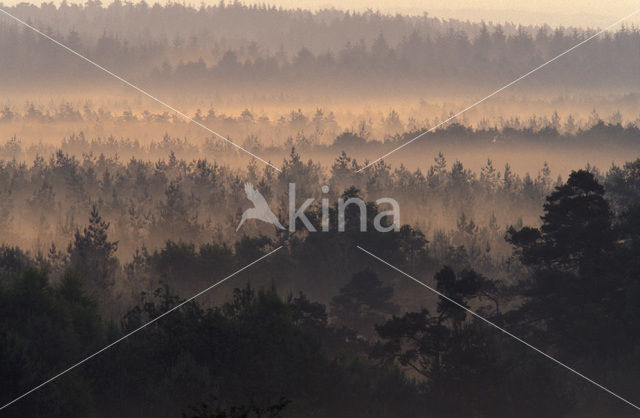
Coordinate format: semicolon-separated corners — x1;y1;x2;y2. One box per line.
1;2;640;417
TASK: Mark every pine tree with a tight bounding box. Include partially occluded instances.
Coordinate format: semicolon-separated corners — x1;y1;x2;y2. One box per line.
69;204;118;293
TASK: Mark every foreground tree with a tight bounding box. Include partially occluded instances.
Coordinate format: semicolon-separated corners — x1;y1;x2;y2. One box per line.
505;170;634;358
373;266;567;417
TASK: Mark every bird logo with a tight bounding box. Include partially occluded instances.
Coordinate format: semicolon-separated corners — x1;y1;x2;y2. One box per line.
236;182;286;231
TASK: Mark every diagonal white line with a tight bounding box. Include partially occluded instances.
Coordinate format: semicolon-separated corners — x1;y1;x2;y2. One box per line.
356;7;640;173
0;246;283;412
0;8;282;172
356;245;640;411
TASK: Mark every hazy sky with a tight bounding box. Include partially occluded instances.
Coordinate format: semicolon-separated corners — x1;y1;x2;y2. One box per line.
2;0;640;27
265;1;640;27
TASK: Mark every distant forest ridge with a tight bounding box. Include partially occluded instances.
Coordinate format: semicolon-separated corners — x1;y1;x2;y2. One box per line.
0;2;639;89
0;101;637;142
1;1;603;50
0;101;636;125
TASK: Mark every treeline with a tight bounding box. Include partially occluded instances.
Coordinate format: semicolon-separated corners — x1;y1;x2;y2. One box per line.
2;143;640;291
1;108;639;162
147;27;640;90
1;101;634;131
1;2;638;89
0;146;530;267
0;1;576;55
2;169;640;415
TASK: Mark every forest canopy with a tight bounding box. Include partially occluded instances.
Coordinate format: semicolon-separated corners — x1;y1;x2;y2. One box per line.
2;1;640;416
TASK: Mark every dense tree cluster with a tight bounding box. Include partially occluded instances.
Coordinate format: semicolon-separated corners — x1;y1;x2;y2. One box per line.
2;2;640;416
1;2;638;91
0;143;552;275
2;169;640;415
0;124;639;304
